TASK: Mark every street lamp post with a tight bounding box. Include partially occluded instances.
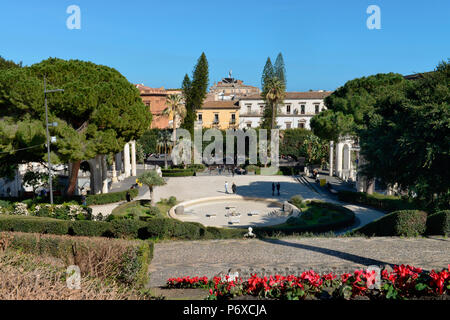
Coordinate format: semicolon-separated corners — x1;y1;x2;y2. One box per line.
44;75;64;205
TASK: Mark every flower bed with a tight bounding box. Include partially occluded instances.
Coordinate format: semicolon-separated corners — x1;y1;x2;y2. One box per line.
165;265;450;300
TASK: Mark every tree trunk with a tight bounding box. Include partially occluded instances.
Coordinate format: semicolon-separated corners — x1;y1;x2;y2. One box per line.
66;160;81;196
173;114;177;143
271;101;276;130
164;144;168;169
150;186;154;206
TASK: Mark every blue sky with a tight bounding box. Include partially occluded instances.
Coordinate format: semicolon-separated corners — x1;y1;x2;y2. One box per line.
1;0;449;91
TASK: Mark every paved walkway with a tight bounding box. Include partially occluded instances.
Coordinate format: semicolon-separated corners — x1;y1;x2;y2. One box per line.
148;237;450;287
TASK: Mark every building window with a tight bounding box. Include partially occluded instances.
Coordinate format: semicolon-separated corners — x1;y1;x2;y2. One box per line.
246;122;252;128
198;113;202;122
260;106;264;115
315;105;319;114
286;122;292;129
214;113;219;123
145;102;150;107
247;105;252;114
301;105;305;114
298;121;305;129
286;105;291;114
230;113;236;123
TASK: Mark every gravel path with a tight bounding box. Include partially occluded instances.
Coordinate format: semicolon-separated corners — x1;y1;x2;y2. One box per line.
148;237;450;287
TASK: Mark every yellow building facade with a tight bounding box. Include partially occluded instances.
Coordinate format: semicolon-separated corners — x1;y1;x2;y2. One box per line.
196;100;239;130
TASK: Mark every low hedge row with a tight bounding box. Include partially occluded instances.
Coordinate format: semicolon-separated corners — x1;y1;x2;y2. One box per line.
338;191;416;212
1;231;153;288
254;201;355;236
161;169;194;177
426;210;450;236
0;215;246;240
85;189;139;205
351;210;428;237
0;189;139;207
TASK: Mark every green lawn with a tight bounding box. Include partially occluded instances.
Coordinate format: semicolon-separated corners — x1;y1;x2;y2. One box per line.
109;197;177;221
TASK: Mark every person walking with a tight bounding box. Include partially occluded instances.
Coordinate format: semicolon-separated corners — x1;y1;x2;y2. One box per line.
126;191;131;202
232;182;237;194
272;182;275;196
225;181;229;194
276;182;280;196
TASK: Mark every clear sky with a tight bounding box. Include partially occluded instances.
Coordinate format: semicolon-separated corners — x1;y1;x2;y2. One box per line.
1;0;449;91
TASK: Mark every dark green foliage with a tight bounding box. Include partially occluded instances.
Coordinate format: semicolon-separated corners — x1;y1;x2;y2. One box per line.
0;214;246;240
255;201;355;236
426;210;450;236
0;55;22;70
137;129;159;154
338;191;416;212
0;215;70;235
161;168;194;177
274;53;286;87
351;210;427;237
85;189;138;205
181;53;209;134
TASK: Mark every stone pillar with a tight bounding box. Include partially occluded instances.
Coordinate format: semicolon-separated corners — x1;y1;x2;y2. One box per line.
124;142;131;178
329;141;334;177
111;157;118;183
131;140;137;176
335;142;343;179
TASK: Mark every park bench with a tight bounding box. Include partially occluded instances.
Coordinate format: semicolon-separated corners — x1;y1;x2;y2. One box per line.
206;213;216;218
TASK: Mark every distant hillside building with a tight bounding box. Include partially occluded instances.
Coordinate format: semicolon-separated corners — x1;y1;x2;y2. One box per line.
196;100;240;130
135;84;169;129
208;72;260;101
238;91;332;129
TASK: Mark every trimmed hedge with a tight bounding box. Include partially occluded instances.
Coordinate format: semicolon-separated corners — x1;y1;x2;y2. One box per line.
86;189;139;205
426;210;450;236
2;231;153;288
351;210;428;237
254;201;355;236
338;191;416;212
161;169;194;177
0;214;246;240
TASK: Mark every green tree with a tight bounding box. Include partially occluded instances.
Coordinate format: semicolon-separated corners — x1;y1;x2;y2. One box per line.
157;130;172;169
262;77;286;130
138;129;159;155
181;53;209;134
0;58;151;195
138;170;166;206
0;55;22;70
274;53;286;87
22;170;49;197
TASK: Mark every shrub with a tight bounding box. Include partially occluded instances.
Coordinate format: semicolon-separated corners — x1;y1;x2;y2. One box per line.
426;210;450;236
85;189;139;205
161;169;194;177
351;210;428;237
1;232;153;288
0;215;70;235
338;191;416;212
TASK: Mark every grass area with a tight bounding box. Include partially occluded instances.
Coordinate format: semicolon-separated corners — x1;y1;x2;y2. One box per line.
109;197;177;221
254;199;355;236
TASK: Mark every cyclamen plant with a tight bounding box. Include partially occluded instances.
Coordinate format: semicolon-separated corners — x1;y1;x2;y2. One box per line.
166;265;450;300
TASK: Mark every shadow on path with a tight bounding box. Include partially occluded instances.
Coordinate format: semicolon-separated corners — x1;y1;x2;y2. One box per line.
259;238;393;268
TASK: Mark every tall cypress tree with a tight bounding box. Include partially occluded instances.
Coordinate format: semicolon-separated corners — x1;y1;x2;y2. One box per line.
181;53;209;134
261;57;274;91
261;57;275;130
274;52;286;87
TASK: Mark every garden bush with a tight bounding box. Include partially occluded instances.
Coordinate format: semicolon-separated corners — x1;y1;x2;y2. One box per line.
426;210;450;236
161;168;194;177
338;191;416;212
1;232;153;288
351;210;428;237
85;189;139;205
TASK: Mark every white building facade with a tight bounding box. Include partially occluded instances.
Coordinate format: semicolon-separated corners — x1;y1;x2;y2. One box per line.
238;91;332;129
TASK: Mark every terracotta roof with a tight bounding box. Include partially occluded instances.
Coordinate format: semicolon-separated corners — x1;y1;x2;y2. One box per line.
239;91;333;100
135;84;167;95
201;100;240;109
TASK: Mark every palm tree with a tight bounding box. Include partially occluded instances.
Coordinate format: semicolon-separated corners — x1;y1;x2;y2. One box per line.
157;130;172;169
163;94;186;143
138;170;166;206
264;77;285;130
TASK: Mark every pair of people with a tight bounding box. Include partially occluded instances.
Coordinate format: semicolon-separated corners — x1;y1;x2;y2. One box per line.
225;181;237;194
272;182;280;196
